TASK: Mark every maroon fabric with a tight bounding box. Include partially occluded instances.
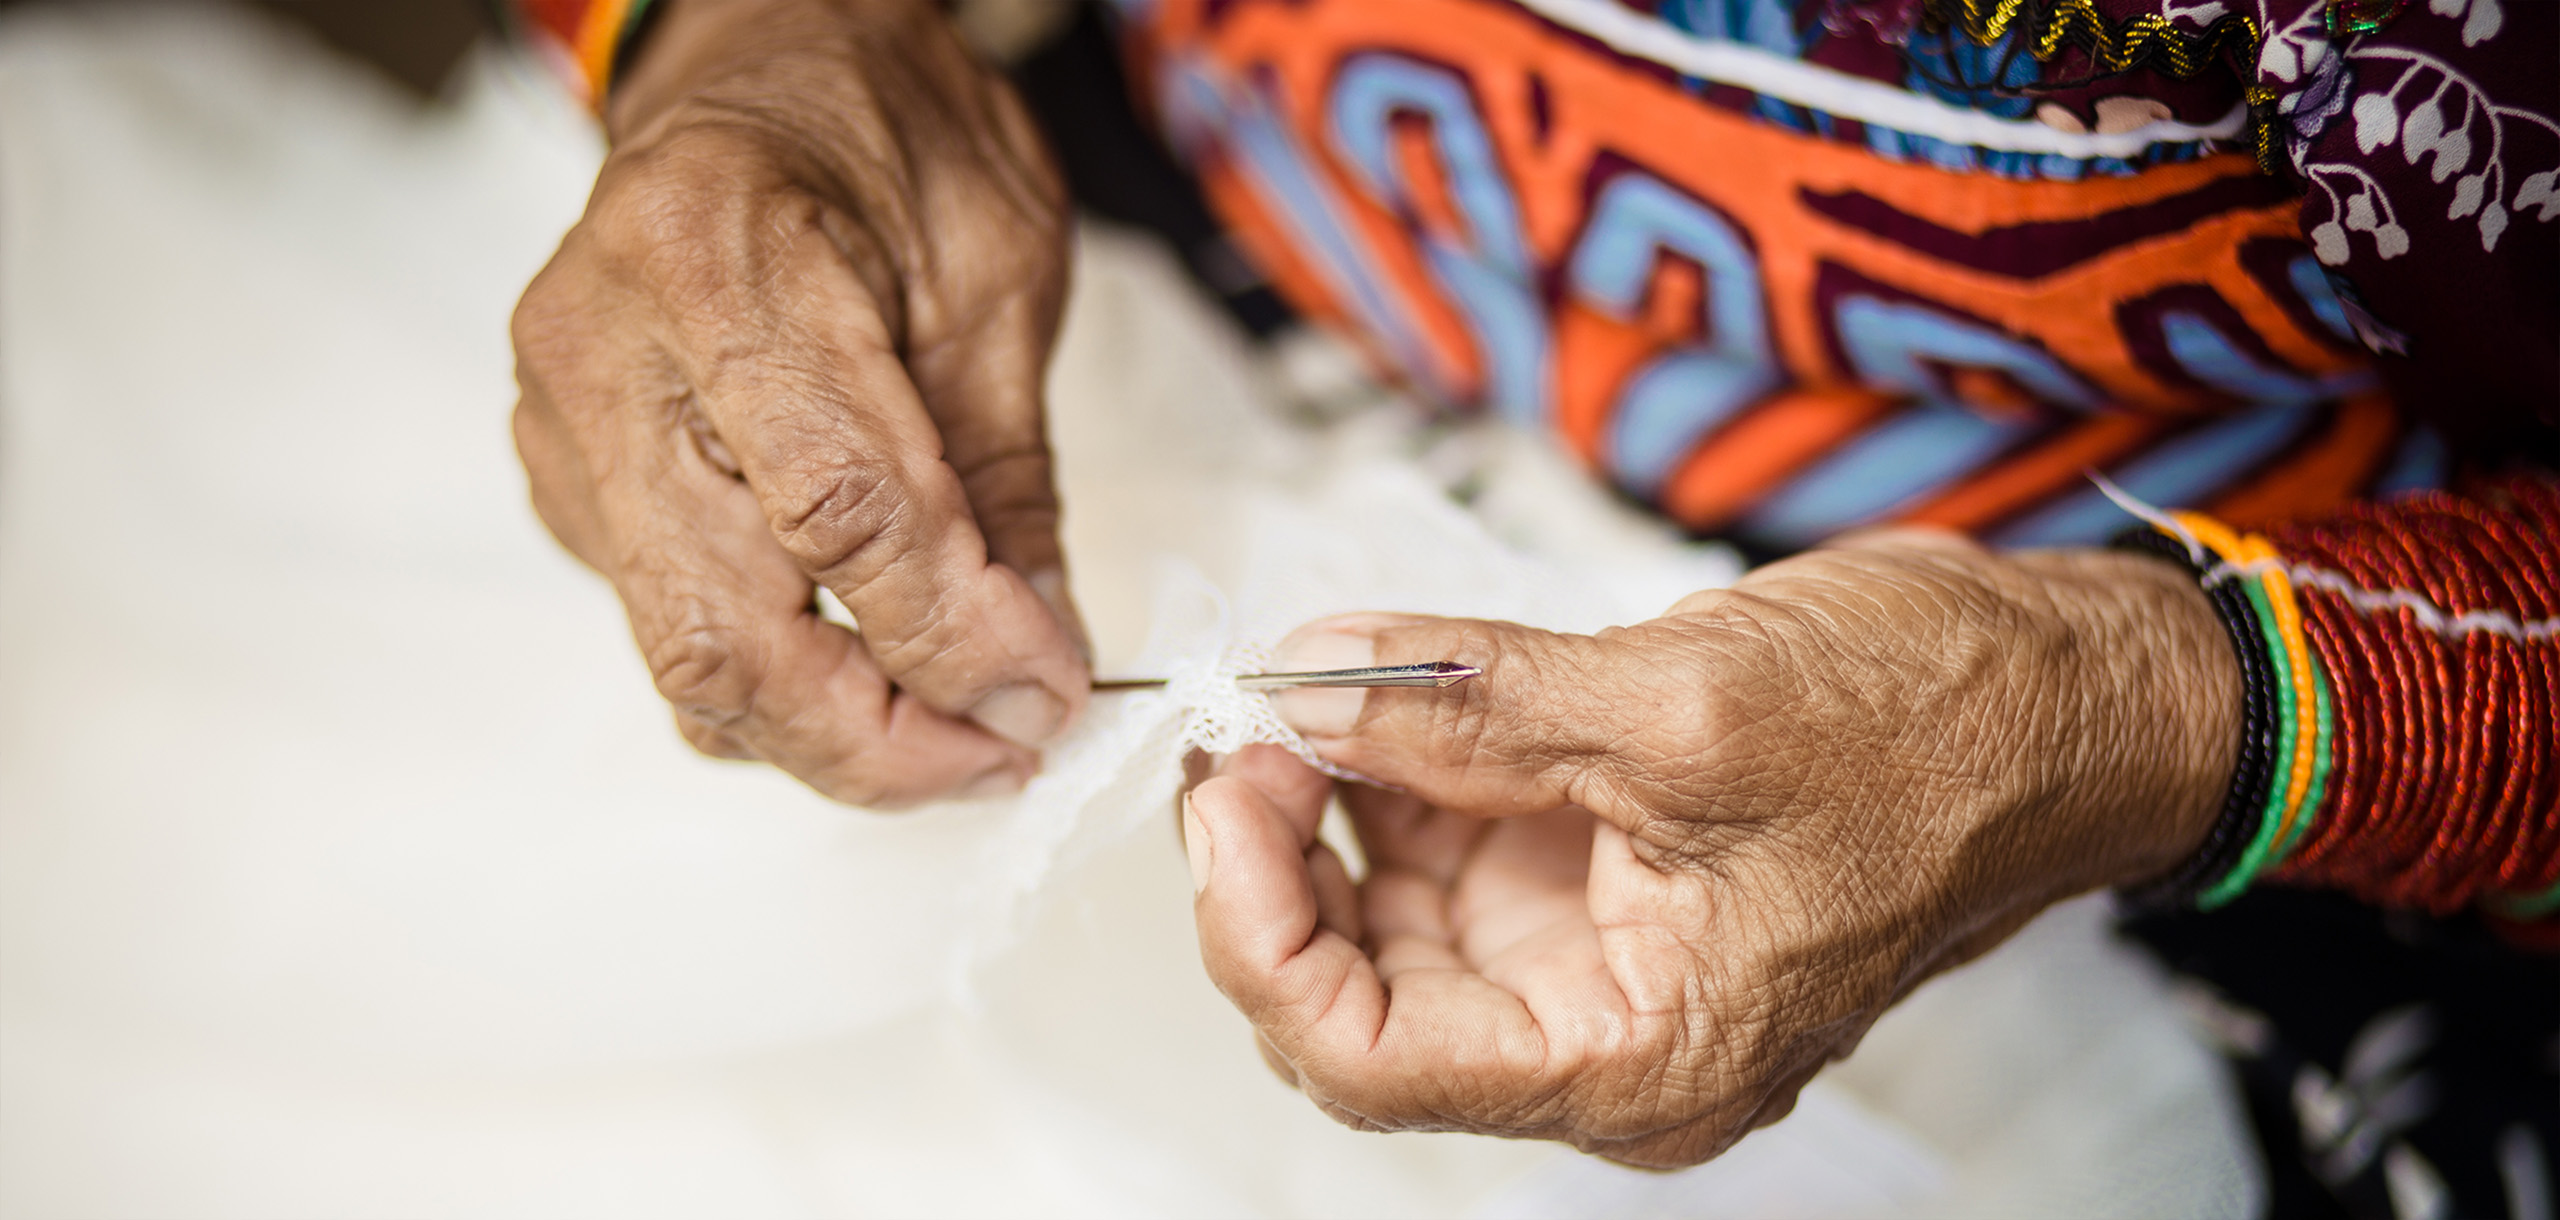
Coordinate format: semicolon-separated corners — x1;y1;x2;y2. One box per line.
2248;0;2560;457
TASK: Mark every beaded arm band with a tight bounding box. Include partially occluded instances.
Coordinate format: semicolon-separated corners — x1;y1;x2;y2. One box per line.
2113;528;2279;909
2110;509;2340;911
2104;475;2560;927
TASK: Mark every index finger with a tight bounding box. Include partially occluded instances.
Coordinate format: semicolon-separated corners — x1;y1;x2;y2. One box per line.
1267;614;1678;827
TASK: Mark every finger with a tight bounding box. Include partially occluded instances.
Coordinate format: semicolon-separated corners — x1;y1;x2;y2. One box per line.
512;388;609;570
1447;809;1597;976
1173;747;1218;840
901;237;1089;659
1217;744;1334;843
1341;784;1481;886
673;709;755;761
1266;614;1671;826
1254;1030;1302;1088
1187;774;1562;1136
1338;785;1471;973
1214;745;1359;941
1307;840;1363;946
650;218;1087;747
605;389;1034;806
510;294;621;573
1583;1112;1749;1171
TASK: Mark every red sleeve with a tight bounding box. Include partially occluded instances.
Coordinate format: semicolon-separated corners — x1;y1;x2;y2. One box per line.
2257;475;2559;919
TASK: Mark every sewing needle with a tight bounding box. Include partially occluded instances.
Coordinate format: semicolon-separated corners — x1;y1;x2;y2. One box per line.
1090;661;1480;693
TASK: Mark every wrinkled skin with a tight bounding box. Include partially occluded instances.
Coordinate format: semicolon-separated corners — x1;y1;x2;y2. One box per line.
510;0;1087;805
1185;531;2238;1167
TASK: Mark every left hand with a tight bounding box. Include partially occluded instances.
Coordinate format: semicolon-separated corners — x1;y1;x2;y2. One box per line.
1182;529;2238;1167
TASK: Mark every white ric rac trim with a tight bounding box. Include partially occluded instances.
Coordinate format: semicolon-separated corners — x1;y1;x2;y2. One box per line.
2090;476;2560;644
2207;559;2560;642
1510;0;2247;156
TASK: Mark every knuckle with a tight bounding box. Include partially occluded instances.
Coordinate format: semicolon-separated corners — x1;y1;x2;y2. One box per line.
592;179;708;273
1303;1063;1445;1134
1253;1032;1302;1088
510;398;555;469
587;136;777;309
644;617;759;725
866;600;976;688
1422;622;1570;770
766;457;915;579
512;404;610;565
677;730;726;759
509;262;592;376
1303;1075;1412;1133
795;730;911;809
592;139;732;257
506;285;555;362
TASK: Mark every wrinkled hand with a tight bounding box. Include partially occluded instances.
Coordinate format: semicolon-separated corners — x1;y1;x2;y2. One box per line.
1184;531;2239;1166
511;0;1085;805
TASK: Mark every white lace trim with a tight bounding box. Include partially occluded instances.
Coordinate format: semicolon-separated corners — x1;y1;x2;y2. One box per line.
2090;474;2560;643
1168;641;1374;781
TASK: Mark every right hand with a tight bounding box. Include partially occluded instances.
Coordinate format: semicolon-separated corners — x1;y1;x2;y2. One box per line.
510;0;1088;805
1184;534;2237;1165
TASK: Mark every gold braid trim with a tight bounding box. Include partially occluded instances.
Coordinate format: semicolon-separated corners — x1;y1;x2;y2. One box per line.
1920;0;2281;173
1920;0;2260;80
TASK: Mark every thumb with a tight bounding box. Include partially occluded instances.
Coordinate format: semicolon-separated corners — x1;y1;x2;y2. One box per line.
1267;613;1653;820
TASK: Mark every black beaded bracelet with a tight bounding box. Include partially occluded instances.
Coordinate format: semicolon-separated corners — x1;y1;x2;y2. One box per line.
2111;527;2280;910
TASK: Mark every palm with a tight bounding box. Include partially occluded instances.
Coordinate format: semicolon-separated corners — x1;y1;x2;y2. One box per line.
1195;743;1731;1154
1346;789;1609;1012
1203;743;1689;1098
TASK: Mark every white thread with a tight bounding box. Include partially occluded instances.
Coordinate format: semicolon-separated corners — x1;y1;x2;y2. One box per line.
2203;558;2560;642
2090;472;2209;566
2088;473;2560;644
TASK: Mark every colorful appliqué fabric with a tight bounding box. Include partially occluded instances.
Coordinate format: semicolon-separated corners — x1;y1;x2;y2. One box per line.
1115;0;2516;553
1110;0;2555;924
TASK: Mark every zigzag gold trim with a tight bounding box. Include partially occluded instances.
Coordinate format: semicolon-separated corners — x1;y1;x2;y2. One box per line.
1921;0;2260;80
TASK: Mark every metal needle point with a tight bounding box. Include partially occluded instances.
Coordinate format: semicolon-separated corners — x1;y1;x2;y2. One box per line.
1090;661;1480;693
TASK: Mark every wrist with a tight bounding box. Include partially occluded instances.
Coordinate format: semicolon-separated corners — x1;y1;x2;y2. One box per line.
2009;547;2238;896
603;0;941;144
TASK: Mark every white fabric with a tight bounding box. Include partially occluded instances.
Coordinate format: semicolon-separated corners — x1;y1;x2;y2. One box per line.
0;5;2259;1216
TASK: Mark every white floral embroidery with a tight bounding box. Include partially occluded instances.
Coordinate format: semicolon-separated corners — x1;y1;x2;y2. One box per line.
2161;0;2233;28
2425;0;2503;48
2273;0;2559;262
2255;2;2327;84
